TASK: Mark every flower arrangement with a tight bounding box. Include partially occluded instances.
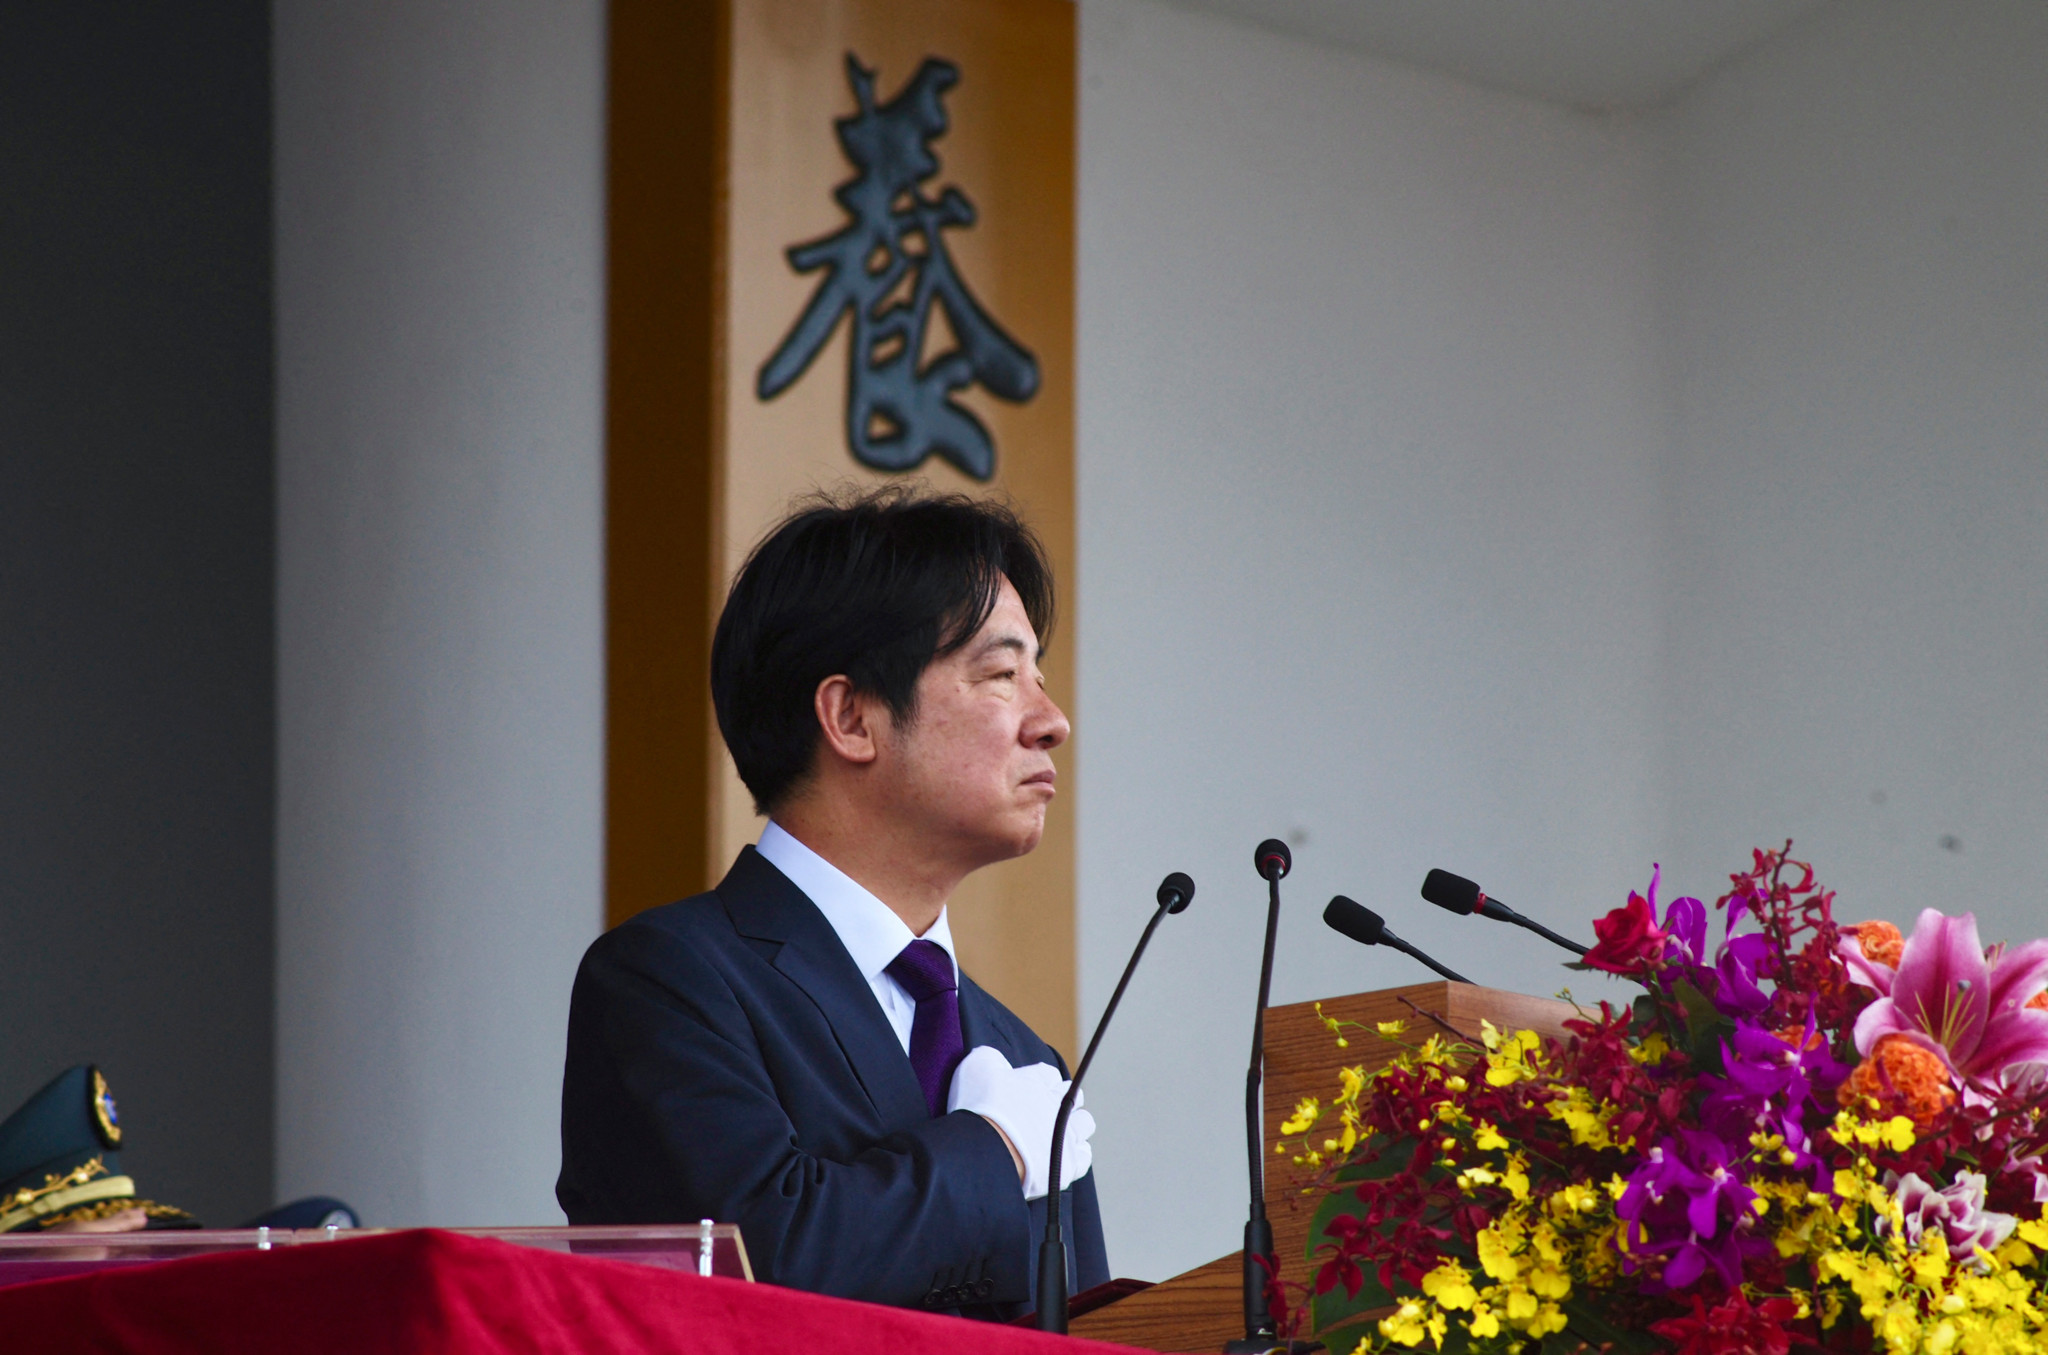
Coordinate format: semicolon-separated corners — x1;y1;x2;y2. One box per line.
1276;845;2048;1354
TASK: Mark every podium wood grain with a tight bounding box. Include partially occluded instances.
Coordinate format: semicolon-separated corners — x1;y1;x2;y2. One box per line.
1069;983;1577;1353
1064;1250;1244;1352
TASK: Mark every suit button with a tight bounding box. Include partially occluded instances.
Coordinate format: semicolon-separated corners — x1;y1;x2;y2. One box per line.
945;1284;966;1305
976;1277;995;1299
921;1289;943;1308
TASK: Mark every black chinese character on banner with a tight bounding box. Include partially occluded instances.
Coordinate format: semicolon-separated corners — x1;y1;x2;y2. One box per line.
756;54;1038;482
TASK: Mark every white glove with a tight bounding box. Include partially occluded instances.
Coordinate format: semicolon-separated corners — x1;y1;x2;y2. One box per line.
947;1045;1095;1201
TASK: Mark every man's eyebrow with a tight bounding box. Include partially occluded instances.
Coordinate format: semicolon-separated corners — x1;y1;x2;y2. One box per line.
972;634;1040;662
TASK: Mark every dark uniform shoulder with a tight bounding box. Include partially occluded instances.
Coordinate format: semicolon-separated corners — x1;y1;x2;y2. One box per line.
605;887;733;942
594;845;791;957
575;890;745;996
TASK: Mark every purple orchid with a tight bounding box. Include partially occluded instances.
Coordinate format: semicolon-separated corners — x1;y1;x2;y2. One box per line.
1880;1171;2016;1270
1847;909;2048;1092
1653;880;1720;996
1616;1129;1765;1290
1699;1013;1847;1188
1711;932;1777;1019
1662;891;1708;970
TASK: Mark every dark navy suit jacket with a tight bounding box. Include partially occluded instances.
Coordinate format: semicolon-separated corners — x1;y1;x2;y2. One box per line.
557;847;1109;1316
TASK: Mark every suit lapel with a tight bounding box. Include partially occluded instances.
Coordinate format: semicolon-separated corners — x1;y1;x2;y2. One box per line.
719;847;929;1129
958;973;1063;1074
956;976;1003;1063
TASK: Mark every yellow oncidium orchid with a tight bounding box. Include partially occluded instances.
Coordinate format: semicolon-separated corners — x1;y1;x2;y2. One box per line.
1376;1298;1444;1349
1456;1165;1500;1192
1480;1027;1543;1088
1548;1086;1616;1149
1419;1260;1477;1311
1501;1153;1530;1201
1475;1219;1524;1283
1833;1107;1918;1154
1626;1030;1671;1065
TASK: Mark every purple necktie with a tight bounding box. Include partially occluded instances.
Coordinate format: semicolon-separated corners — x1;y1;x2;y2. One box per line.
885;939;964;1118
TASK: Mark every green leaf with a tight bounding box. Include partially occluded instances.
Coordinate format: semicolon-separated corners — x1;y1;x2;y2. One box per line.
1667;976;1717;1033
1304;1191;1395;1332
1557;1297;1659;1354
1307;1189;1365;1262
1333;1142;1412;1184
1437;1324;1479;1355
1309;1267;1394;1334
1666;977;1732;1069
1314;1316;1378;1355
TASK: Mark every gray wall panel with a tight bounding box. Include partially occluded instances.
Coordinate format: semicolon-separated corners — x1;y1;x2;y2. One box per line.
0;4;274;1228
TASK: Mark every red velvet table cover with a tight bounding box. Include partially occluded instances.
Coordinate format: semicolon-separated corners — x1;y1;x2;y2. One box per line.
0;1227;1151;1354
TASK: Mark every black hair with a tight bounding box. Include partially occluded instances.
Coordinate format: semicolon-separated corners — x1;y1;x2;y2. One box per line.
710;487;1055;815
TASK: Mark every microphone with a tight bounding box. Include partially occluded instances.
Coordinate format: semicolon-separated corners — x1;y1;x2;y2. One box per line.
1323;895;1473;984
1036;871;1194;1334
1420;868;1588;957
1224;840;1293;1354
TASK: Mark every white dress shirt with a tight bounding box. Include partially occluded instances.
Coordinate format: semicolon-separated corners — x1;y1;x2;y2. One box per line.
755;820;957;1057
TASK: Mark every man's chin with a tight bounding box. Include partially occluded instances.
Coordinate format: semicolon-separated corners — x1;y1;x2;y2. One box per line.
967;815;1046;867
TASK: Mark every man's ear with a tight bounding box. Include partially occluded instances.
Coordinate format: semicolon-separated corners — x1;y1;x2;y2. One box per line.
813;675;882;767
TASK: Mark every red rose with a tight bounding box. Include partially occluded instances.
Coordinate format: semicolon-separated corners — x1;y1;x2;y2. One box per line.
1585;891;1668;974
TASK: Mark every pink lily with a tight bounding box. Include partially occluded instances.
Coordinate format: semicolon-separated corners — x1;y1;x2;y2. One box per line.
1847;909;2048;1088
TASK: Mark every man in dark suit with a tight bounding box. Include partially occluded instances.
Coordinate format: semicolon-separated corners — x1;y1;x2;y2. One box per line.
558;490;1106;1317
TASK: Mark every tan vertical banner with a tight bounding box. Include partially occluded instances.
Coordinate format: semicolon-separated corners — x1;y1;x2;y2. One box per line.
608;0;1078;1057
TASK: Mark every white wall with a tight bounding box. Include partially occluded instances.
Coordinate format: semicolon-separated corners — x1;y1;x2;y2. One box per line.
1076;0;1671;1282
1653;0;2048;950
273;1;605;1225
1075;0;2048;1287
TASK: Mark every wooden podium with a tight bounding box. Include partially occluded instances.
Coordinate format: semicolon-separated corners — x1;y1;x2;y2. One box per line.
1068;982;1575;1353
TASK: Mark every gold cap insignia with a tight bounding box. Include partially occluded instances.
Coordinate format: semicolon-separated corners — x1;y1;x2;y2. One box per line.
90;1068;122;1149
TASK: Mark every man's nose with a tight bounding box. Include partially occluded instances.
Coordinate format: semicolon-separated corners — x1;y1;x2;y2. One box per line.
1026;685;1071;750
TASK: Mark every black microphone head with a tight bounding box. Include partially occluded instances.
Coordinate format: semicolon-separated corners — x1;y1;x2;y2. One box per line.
1254;839;1292;881
1421;868;1484;917
1324;895;1386;946
1157;871;1195;914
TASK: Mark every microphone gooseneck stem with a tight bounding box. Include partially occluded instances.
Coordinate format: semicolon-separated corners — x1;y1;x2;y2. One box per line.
1478;888;1592;958
1240;870;1284;1342
1388;934;1473;985
1505;910;1589;957
1037;898;1174;1335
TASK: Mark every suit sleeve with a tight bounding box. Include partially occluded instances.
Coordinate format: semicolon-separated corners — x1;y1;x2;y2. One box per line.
557;920;1031;1307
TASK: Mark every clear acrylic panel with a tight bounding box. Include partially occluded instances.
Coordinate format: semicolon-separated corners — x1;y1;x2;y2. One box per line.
0;1223;751;1290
